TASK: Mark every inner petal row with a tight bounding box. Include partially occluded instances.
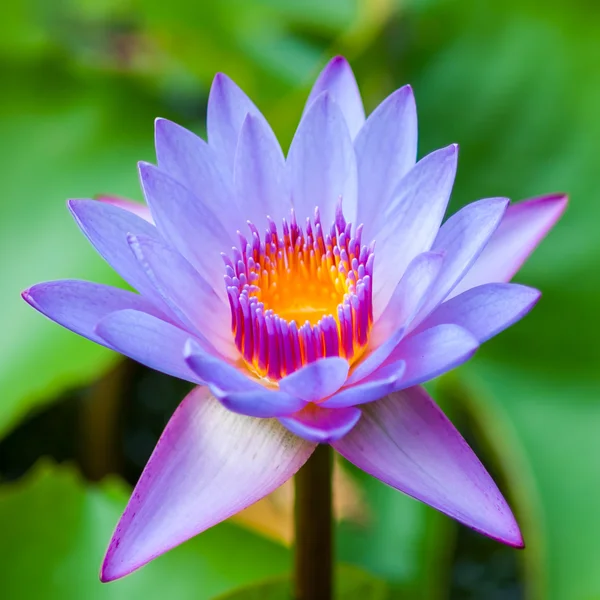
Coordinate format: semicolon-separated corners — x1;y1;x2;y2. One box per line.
223;206;374;381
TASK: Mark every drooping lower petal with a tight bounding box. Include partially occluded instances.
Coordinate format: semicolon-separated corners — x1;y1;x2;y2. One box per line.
184;339;306;417
332;387;523;547
413;283;540;343
95;309;202;384
21;280;166;348
279;403;361;443
287;92;358;225
101;386;315;582
304;56;365;139
449;194;568;298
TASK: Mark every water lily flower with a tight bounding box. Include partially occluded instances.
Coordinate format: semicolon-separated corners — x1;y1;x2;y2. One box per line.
22;56;566;582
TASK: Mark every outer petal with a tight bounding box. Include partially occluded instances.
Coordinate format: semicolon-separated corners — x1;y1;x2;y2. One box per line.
95;309;202;384
95;195;153;223
278;357;349;402
127;234;235;359
184;340;306;418
101;386;315;581
332;387;523;547
68;199;170;313
373;145;458;312
207;73;265;171
355;85;418;238
139;162;231;291
321;362;406;409
411;197;509;327
21;280;165;348
287;92;358;225
377;324;479;389
154;118;238;232
450;194;568;298
279;404;361;444
414;283;541;343
234;113;289;225
304;56;365;139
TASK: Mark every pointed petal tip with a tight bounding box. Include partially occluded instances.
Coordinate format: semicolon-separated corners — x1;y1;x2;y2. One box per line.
531;192;569;215
474;512;524;549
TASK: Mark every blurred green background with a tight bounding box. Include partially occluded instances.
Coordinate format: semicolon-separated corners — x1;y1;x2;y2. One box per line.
0;0;597;598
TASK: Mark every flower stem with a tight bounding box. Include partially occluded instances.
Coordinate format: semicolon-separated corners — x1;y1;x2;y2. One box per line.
294;443;334;600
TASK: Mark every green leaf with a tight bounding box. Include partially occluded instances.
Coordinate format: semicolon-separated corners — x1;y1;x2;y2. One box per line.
456;364;600;600
396;1;600;597
0;462;291;599
214;564;388;600
336;459;450;599
0;62;168;437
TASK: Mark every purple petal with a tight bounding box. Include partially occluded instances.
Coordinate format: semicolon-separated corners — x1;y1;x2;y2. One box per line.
373;250;445;329
450;194;568;298
234;113;289;226
127;234;235;359
304;56;365;139
21;280;165;348
355;85;418;238
347;251;443;386
95;195;153;223
278;357;349;402
373;145;458;313
378;324;479;389
287;92;358;225
95;309;202;384
138;163;232;290
207;73;265;171
332;387;523;547
184;339;305;417
414;283;541;343
68;199;171;313
321;362;406;409
154;118;238;232
279;404;361;443
411;197;509;327
101;386;315;581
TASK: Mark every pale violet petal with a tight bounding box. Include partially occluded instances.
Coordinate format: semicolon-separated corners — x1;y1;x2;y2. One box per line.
101;387;315;581
373;145;458;314
22;280;166;348
278;357;349;402
450;194;568;298
287;92;358;226
279;404;361;443
304;56;365;139
332;387;523;546
413;283;540;343
355;85;418;238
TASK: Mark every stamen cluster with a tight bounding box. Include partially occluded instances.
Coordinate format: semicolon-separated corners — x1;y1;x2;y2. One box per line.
223;206;374;380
